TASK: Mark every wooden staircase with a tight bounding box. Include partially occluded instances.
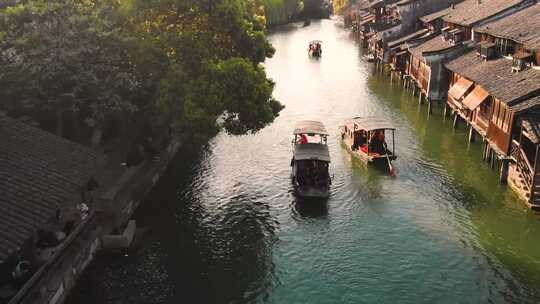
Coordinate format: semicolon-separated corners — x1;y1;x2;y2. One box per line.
512;148;540;209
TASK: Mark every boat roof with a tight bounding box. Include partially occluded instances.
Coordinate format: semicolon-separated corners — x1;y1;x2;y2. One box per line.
294;143;331;162
343;116;395;131
310;40;322;44
293;120;328;135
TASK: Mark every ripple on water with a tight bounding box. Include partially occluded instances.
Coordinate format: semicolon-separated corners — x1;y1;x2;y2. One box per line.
70;19;540;304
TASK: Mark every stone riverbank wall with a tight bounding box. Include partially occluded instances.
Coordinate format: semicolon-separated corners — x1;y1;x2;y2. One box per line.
7;140;181;304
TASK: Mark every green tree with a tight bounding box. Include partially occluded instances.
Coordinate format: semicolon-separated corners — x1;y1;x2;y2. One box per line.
158;58;283;143
0;0;138;145
0;0;283;148
128;0;283;142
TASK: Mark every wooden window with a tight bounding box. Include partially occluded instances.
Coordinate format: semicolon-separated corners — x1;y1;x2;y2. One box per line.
491;101;499;123
497;106;506;128
503;110;512;132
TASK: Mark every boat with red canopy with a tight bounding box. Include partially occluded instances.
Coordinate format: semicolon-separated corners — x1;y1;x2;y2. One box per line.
339;116;397;175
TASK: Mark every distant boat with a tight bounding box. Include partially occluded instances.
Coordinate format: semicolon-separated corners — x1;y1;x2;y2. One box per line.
303;19;311;27
339;116;397;176
364;53;375;62
308;40;322;57
291;120;331;198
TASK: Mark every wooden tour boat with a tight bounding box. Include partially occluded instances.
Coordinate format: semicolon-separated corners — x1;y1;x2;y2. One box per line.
291;120;331;198
308;40;322;57
339;116;397;175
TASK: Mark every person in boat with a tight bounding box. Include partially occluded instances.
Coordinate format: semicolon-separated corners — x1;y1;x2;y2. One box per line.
369;130;386;154
298;133;308;144
352;130;367;151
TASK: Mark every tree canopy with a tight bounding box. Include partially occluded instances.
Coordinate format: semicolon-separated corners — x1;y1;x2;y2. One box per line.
0;0;283;146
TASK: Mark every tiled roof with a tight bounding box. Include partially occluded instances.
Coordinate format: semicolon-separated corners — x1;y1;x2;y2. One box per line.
387;29;430;48
409;34;454;59
420;7;452;23
442;0;525;27
522;112;540;143
475;3;540;51
511;95;540;113
396;0;415;5
0;112;107;261
445;52;540;105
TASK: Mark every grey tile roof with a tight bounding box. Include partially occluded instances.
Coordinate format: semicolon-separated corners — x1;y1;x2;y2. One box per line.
511;95;540;113
475;3;540;51
420;7;452;23
522;112;540;143
0;112;107;261
409;34;453;58
442;0;525;27
387;29;430;48
445;51;540;105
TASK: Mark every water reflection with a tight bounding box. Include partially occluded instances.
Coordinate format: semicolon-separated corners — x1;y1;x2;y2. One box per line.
368;68;540;303
292;198;329;218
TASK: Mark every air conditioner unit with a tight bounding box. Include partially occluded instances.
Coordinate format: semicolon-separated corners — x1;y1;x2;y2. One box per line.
479;42;498;60
449;29;463;44
512;52;532;73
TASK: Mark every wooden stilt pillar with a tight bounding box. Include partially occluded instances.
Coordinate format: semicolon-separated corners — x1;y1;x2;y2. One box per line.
418;92;423;105
390;71;394;83
500;160;509;184
453;113;459;129
443;103;448;119
427;99;432;115
490;151;496;169
468;126;476;143
482;142;488;161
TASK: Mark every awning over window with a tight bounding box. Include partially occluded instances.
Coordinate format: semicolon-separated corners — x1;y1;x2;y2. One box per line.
448;77;473;101
462;86;490;110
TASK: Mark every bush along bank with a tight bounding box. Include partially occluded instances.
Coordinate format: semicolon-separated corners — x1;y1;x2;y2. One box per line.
264;0;332;28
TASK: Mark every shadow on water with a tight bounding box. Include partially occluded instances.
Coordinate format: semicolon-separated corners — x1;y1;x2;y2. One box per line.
69;144;279;304
292;197;329;219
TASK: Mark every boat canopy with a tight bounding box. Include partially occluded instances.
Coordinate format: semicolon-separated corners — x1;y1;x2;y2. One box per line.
310;40;322;44
293;120;328;135
343;116;395;131
294;143;331;162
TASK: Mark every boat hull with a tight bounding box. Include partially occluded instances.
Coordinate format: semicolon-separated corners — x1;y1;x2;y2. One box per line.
340;138;396;170
309;49;322;57
294;183;330;198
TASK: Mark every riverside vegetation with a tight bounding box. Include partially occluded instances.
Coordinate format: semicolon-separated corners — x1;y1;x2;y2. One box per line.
0;0;284;150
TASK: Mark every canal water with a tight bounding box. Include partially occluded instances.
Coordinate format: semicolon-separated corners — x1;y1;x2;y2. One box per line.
69;19;540;304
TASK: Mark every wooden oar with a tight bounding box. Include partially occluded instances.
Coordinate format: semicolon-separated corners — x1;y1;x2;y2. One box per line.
383;142;396;177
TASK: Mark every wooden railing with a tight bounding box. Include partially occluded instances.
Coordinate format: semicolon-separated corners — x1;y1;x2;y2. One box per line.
516;147;534;192
510;140;520;160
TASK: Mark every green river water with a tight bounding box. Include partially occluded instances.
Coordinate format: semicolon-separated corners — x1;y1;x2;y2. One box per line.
68;19;540;304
